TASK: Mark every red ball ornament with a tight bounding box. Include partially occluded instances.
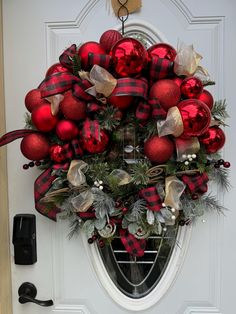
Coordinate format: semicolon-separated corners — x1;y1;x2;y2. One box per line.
78;42;105;70
107;95;133;110
178;99;211;137
45;63;69;77
56;120;79;141
20;133;50;160
149;79;181;111
148;43;177;61
197;89;214;110
144;135;174;164
25;89;49;113
110;38;148;77
180;76;203;99
99;29;123;53
199;127;225;153
81;130;109;154
171;77;183;87
60;90;87;121
49;144;67;163
32;104;58;132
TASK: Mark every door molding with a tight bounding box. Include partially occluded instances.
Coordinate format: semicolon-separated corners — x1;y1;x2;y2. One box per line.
0;0;12;313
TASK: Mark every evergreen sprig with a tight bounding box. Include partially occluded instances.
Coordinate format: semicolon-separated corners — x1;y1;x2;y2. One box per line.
24;112;36;129
212;99;229;120
208;166;231;191
130;161;150;186
97;106;121;131
197;194;228;214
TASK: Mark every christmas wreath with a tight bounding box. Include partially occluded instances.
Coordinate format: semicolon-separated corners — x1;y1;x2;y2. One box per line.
0;30;230;256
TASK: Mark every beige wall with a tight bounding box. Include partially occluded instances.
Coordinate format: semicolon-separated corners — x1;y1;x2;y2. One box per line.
0;0;13;313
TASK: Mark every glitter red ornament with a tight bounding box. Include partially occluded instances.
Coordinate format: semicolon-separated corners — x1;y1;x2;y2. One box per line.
45;63;69;77
78;42;105;70
31;104;58;132
99;29;123;53
60;90;87;121
180;76;203;99
25;89;49;113
144;135;174;164
148;43;177;61
110;38;148;77
81;130;109;154
56;120;79;141
20;133;50;160
199;126;225;153
178;99;211;137
108;95;134;110
149;79;181;111
49;144;67;163
197;89;214;110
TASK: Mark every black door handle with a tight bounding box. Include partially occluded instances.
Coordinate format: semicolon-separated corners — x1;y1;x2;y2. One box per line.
18;282;53;307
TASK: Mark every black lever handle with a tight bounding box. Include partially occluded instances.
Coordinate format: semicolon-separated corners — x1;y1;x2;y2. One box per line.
18;282;53;307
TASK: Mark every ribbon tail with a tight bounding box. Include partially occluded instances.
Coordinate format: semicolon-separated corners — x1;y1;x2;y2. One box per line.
0;129;36;147
119;229;146;257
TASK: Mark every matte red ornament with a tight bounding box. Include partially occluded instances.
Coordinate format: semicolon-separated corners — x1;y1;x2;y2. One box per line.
199;126;225;153
180;76;203;99
20;133;50;160
49;144;67;163
60;90;87;121
78;42;105;70
110;38;148;77
56;120;79;141
148;43;177;61
149;79;181;111
197;89;214;110
81;130;109;154
31;104;58;132
25;89;49;113
178;99;211;137
108;95;134;110
99;29;123;53
45;63;69;77
144;135;174;164
172;77;183;87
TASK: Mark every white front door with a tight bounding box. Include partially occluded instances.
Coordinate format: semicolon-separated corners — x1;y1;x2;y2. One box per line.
3;1;236;313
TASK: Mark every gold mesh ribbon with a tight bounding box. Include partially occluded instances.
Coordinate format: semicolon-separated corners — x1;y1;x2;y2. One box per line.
109;169;132;185
47;94;64;115
67;160;88;187
175;137;200;161
164;176;186;211
157;106;183;137
71;189;94;212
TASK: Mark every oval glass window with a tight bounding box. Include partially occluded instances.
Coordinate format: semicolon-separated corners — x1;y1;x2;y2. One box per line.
98;226;178;298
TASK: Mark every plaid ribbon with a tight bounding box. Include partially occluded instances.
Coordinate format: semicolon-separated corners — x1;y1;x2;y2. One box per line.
139;186;162;211
136;98;167;122
181;173;209;195
82;119;100;141
149;56;174;84
88;53;111;70
111;77;148;99
73;79;94;102
0;129;36;147
59;44;77;70
120;229;146;257
34;168;61;221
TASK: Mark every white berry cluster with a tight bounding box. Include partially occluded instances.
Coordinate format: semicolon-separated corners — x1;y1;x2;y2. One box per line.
94;180;104;190
182;153;197;165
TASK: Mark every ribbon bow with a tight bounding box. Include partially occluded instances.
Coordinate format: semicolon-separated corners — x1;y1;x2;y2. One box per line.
181;173;209;195
136;97;167;122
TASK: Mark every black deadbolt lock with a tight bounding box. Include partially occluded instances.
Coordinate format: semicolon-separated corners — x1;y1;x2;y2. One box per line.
12;214;37;265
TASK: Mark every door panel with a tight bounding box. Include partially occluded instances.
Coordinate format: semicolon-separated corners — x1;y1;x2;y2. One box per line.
3;1;236;313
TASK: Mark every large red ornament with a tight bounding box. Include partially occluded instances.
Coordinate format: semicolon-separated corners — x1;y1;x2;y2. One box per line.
149;79;181;111
148;43;177;61
56;120;79;141
144;135;174;164
197;89;214;110
25;89;49;113
49;144;67;163
199;127;225;153
81;130;109;154
178;99;211;137
20;133;50;160
45;63;69;77
78;42;105;70
60;90;87;121
99;29;123;53
180;76;203;99
110;38;148;77
31;104;58;132
171;76;183;87
108;95;134;110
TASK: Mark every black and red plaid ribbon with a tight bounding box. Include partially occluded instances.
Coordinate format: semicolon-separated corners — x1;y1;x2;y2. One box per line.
181;173;209;195
82;119;100;141
111;77;148;99
136;98;167;122
139;186;162;211
88;53;111;70
120;229;146;257
149;56;174;84
0;129;37;147
59;44;77;71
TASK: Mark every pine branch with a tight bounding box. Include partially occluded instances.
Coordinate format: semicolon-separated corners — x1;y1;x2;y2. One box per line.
208;166;231;192
24;112;36;129
130;161;150;186
97;106;121;131
212;99;230;120
87;162;110;181
198;194;228;214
